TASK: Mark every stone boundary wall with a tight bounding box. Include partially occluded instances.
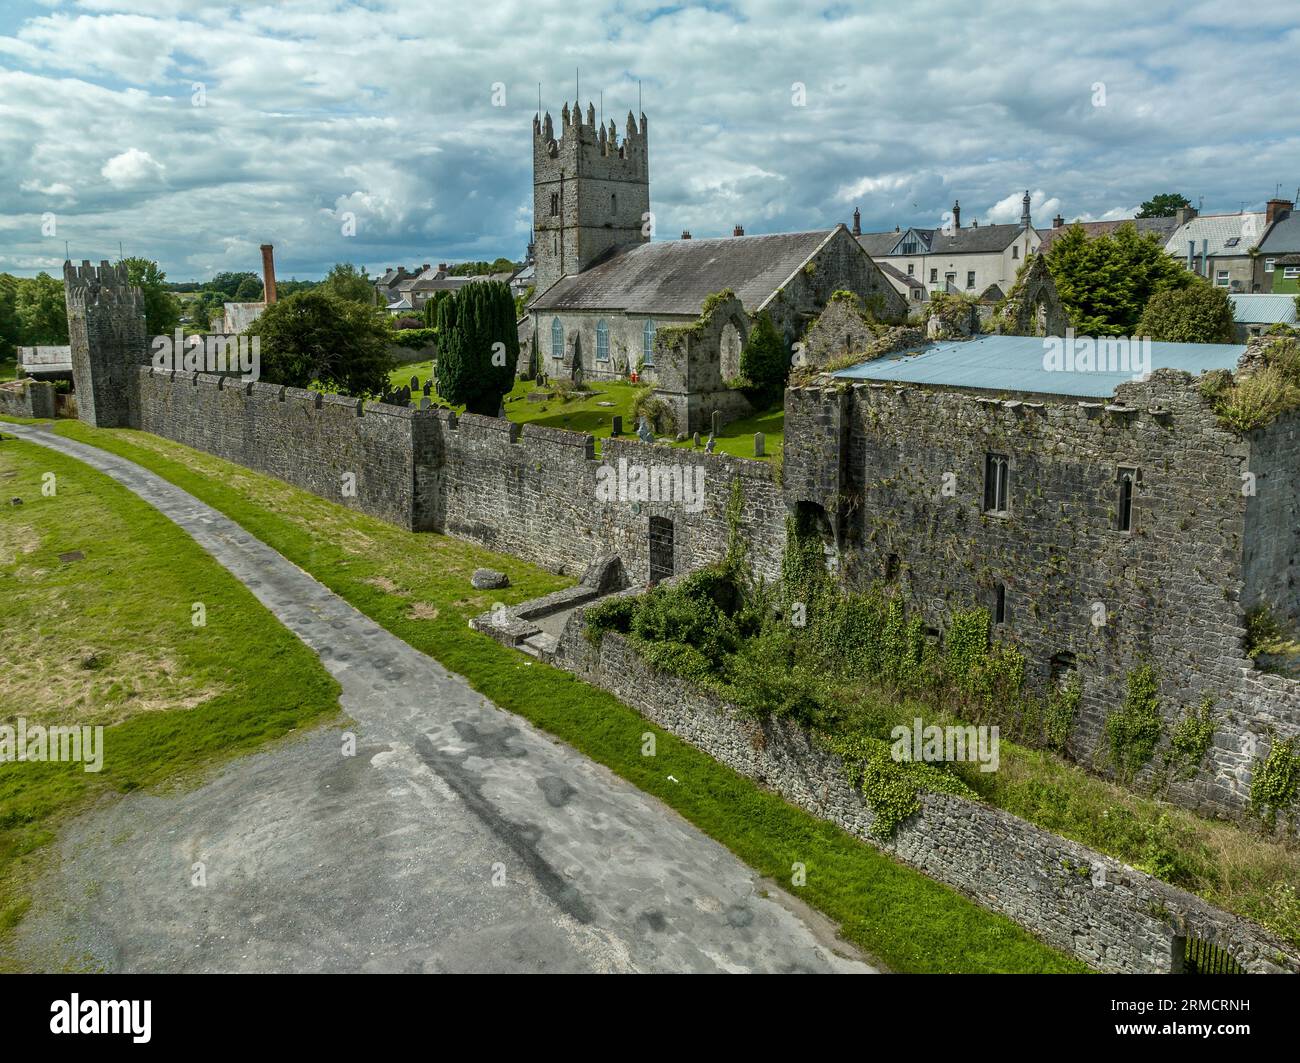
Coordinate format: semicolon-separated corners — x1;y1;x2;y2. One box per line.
0;380;57;420
552;616;1298;974
127;368;787;584
430;410;786;583
133;367;429;529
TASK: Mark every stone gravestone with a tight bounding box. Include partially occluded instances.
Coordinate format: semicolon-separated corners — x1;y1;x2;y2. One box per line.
610;415;622;436
637;416;654;444
410;375;419;390
754;432;765;457
711;410;722;438
423;381;432;396
420;397;430;410
692;432;701;448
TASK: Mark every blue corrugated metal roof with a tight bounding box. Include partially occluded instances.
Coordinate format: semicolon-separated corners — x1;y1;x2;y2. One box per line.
1230;294;1298;324
831;334;1246;398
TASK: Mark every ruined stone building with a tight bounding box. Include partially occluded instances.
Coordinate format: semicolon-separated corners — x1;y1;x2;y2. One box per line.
522;103;906;433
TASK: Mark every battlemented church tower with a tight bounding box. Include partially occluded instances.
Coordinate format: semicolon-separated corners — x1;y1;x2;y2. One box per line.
532;102;650;296
64;259;149;428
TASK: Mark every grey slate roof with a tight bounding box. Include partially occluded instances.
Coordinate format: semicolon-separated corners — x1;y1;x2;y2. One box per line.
858;223;1030;257
833;334;1246;399
1165;213;1265;258
856;231;901;257
1038;216;1179;253
878;261;924;288
531;230;835;315
1259;210;1300;253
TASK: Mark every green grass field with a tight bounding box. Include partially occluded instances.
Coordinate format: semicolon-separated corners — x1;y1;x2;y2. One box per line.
10;415;1088;972
0;433;343;965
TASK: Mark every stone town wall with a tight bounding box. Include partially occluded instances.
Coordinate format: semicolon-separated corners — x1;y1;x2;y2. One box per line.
552;622;1297;975
431;411;785;584
0;379;57;419
133;367;431;530
782;371;1300;826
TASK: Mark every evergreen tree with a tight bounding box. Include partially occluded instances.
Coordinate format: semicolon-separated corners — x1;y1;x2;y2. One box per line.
1045;223;1192;336
434;280;517;415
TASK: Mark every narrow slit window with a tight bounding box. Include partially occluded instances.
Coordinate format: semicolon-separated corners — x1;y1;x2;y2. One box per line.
983;453;1009;514
1116;466;1138;532
994;584;1006;625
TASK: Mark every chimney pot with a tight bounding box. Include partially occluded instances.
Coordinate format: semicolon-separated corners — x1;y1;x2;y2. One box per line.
733;225;744;237
852;208;861;236
1266;199;1294;226
681;230;692;239
1052;214;1064;228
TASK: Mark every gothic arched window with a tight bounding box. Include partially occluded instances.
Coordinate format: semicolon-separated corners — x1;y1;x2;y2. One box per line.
642;319;656;366
596;320;609;361
551;317;564;359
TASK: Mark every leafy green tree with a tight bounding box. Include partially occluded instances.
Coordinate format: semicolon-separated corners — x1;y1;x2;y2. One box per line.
233;275;263;301
0;274;21;362
321;263;375;306
1137;193;1192;219
434;280;517;415
445;258;518;278
1137;282;1236;343
123;257;182;336
1045;223;1192;335
15;272;69;346
247;290;391;396
738;312;788;398
208;271;261;298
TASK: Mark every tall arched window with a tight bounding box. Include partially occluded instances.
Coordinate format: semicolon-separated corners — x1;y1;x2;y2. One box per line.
551;317;564;359
642;319;656;366
595;320;609;361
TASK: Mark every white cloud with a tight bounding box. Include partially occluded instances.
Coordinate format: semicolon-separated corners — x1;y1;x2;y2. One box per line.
101;147;166;188
0;0;1296;278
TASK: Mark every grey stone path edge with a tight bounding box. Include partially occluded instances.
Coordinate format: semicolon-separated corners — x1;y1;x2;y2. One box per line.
5;423;871;974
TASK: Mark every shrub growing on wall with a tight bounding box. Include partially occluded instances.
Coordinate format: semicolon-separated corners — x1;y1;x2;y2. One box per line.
434;280;518;415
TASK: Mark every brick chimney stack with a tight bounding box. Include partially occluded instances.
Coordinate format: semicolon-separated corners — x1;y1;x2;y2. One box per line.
681;230;692;239
1052;214;1064;228
259;244;277;304
852;208;861;236
1174;206;1198;227
733;224;744;237
952;200;961;229
1266;199;1294;225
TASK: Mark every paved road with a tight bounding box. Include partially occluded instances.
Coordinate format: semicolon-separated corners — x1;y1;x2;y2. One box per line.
5;423;872;974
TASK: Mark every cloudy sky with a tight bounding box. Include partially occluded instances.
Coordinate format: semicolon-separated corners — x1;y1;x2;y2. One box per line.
1;0;1298;282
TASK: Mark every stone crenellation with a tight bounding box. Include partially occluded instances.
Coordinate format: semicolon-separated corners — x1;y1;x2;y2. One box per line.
64;259;149;428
